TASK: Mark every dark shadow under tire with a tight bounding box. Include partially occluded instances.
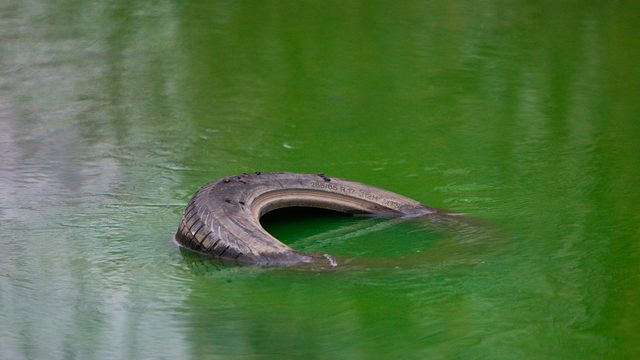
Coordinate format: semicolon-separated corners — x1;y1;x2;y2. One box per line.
174;172;444;265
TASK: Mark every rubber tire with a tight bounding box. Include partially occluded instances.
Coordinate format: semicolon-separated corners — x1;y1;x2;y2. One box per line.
175;172;439;265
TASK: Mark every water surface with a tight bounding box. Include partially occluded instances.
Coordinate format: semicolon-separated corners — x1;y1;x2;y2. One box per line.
1;1;639;359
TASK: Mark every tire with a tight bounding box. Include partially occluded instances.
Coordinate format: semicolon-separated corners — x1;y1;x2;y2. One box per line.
174;172;440;265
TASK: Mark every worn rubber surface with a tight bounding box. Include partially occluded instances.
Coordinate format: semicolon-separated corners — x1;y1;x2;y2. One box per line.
175;172;441;265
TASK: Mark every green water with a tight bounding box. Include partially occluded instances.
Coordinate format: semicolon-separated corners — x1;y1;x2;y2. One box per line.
2;0;639;359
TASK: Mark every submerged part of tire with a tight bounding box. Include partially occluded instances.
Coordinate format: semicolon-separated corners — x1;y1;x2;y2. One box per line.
174;172;441;265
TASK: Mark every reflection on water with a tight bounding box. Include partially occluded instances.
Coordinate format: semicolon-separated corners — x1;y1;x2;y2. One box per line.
1;0;640;359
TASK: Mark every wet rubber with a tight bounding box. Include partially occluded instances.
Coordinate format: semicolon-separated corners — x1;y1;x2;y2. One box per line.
174;172;441;265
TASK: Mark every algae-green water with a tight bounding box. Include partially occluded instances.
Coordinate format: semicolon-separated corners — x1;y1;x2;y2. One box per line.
2;1;639;359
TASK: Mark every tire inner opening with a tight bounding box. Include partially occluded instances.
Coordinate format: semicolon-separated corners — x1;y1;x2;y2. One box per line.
260;207;354;246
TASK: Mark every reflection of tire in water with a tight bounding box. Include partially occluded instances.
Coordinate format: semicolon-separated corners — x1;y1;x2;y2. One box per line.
174;172;455;266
